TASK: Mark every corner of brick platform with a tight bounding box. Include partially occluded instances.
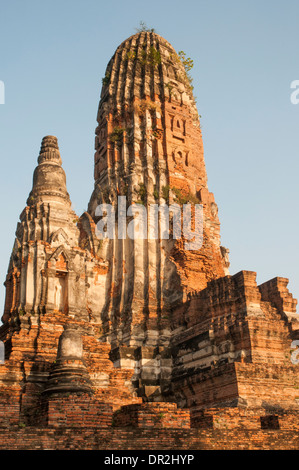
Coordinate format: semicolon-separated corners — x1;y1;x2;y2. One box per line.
112;402;191;429
42;392;114;428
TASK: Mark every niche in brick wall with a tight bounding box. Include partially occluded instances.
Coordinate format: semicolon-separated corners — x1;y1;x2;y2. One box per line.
260;415;280;430
54;253;68;314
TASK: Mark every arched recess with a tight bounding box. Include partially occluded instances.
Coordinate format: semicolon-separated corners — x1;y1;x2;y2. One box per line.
2;267;20;323
48;246;71;314
49;228;70;246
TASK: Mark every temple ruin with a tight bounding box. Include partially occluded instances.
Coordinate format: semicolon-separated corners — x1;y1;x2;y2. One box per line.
0;31;298;450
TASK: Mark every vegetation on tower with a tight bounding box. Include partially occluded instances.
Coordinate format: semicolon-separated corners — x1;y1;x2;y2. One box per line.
135;21;156;33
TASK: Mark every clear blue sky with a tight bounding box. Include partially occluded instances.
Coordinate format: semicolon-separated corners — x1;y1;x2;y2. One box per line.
0;0;298;314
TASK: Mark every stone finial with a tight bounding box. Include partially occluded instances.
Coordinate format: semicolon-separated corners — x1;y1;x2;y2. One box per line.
38;135;62;166
42;324;94;395
27;135;70;206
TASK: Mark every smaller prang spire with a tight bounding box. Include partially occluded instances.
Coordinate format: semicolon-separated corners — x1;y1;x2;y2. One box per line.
27;135;70;206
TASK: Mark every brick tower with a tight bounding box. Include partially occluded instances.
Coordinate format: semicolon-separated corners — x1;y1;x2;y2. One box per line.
87;31;228;348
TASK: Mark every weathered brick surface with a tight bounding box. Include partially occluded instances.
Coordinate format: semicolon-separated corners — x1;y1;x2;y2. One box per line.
0;427;298;450
191;406;299;431
170;271;299;413
46;395;114;428
113;402;190;429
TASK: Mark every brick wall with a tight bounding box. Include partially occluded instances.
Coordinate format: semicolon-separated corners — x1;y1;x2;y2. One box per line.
113;402;190;429
0;427;298;450
191;406;299;432
0;391;297;450
46;394;113;428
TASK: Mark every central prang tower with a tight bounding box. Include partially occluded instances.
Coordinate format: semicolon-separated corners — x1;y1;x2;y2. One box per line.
87;31;228;351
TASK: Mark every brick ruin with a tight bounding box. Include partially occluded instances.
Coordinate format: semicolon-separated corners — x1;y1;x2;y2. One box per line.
0;31;298;450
